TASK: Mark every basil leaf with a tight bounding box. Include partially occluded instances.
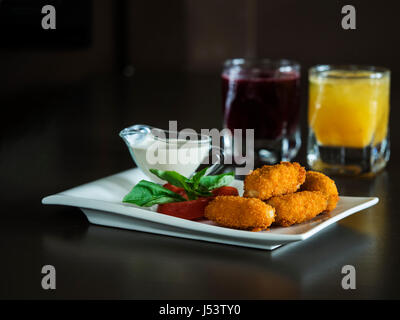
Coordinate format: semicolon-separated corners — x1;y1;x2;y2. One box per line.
149;168;190;189
192;189;213;197
149;168;200;200
190;167;209;189
142;196;182;207
123;180;186;207
199;172;235;191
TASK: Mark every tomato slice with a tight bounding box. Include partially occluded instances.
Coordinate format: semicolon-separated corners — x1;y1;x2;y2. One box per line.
157;198;212;220
163;183;188;200
212;186;239;196
163;183;238;198
158;184;239;220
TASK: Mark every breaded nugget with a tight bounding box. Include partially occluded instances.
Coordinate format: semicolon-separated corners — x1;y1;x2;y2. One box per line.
266;191;328;227
204;196;275;231
244;162;306;200
300;171;339;212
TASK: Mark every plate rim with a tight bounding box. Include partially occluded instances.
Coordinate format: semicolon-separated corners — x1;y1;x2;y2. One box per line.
42;193;379;242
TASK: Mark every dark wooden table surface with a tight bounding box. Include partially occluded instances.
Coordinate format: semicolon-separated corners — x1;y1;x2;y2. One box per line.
1;72;400;299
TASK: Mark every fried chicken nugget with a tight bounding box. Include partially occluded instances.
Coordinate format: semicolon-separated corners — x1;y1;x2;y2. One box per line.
244;162;306;200
204;196;275;231
266;191;328;227
300;171;339;212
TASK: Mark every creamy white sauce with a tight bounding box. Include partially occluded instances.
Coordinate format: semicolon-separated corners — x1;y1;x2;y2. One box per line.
129;134;210;182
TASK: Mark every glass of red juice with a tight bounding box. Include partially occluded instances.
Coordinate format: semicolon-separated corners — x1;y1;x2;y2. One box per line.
222;59;301;164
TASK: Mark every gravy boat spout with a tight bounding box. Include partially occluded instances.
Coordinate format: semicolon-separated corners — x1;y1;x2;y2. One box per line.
119;124;153;144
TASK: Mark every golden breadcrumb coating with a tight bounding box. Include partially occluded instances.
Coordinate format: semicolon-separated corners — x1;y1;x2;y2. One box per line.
266;191;328;227
204;196;275;231
300;171;339;212
244;162;306;200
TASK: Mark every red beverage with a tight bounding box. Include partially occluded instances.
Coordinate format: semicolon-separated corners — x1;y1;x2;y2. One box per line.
221;59;301;163
222;67;300;139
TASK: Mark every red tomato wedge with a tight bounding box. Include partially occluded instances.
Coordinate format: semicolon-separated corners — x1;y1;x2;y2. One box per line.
211;186;239;196
159;183;239;220
163;183;239;198
157;198;212;220
162;183;188;200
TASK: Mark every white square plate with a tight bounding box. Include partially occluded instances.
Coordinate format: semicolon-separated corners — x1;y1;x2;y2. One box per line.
42;168;378;250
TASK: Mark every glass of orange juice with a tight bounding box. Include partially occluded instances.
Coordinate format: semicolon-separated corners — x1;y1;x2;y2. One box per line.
307;65;390;176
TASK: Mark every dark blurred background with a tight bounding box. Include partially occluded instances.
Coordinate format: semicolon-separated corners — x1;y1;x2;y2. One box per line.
2;0;400;215
2;1;400;86
2;0;399;186
2;0;400;299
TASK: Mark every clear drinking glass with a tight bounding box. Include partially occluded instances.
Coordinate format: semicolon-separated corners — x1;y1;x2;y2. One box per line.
222;58;301;164
307;65;390;176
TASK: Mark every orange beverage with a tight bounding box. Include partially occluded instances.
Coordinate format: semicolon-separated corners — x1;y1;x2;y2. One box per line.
307;65;390;175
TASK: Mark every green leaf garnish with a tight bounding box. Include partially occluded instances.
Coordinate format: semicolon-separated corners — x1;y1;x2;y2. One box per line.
122;167;235;207
191;167;208;189
149;168;199;200
149;168;190;189
198;172;235;191
123;180;186;207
